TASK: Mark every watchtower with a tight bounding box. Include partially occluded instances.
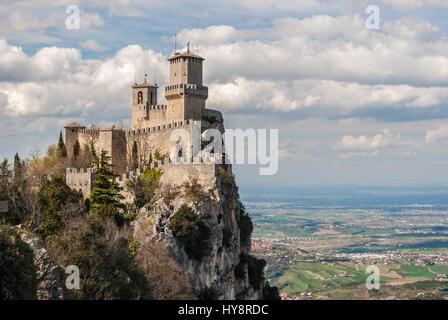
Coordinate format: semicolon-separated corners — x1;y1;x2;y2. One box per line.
165;49;208;122
131;79;159;129
64;122;86;159
99;125;127;174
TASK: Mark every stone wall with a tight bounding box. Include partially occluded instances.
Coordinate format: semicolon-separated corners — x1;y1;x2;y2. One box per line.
125;119;194;166
66;161;218;202
66;167;96;198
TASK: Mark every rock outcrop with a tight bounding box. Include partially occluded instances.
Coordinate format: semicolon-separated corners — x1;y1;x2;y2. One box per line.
18;229;67;300
133;165;264;300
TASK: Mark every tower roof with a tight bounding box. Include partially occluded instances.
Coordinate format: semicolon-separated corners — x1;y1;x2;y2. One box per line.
168;51;204;61
64;122;85;128
132;81;158;88
100;125;123;131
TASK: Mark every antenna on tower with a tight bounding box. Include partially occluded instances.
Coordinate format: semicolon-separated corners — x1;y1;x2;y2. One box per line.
144;73;147;83
187;41;190;52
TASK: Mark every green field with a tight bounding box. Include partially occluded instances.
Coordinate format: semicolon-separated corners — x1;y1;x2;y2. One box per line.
398;265;435;278
431;265;448;274
273;261;392;295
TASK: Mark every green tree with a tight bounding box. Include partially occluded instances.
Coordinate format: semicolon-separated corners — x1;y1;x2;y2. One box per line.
39;176;82;239
154;148;162;161
0;158;10;179
237;202;253;247
48;213;147;299
13;152;24;183
73;139;80;158
131;140;138;170
57;131;67;158
0;225;37;300
0;158;20;224
90;150;124;212
127;168;163;209
89;139;99;168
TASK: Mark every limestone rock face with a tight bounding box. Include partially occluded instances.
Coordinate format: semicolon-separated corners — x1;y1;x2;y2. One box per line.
19;232;67;300
133;168;263;300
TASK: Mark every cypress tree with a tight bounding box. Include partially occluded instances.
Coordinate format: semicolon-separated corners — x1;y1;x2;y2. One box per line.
90;140;98;168
89;150;124;210
73;139;80;158
13;153;23;183
131;140;138;170
57;131;67;158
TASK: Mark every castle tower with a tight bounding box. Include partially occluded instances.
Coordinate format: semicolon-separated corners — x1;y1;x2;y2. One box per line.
131;79;159;129
165;49;208;123
64;122;86;159
99;125;127;174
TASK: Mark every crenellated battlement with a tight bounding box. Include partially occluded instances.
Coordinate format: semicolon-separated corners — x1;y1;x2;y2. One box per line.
136;104;167;111
66;160;219;201
125;119;192;136
77;128;100;136
165;83;208;99
165;83;207;91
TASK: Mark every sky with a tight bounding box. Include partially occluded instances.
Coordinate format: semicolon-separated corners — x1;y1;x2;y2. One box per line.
1;0;448;187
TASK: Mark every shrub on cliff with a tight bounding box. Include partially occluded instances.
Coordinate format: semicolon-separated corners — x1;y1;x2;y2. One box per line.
183;176;207;203
0;225;37;300
169;204;211;260
217;166;235;185
127;168;163;209
235;252;280;298
262;281;281;300
237;202;253;247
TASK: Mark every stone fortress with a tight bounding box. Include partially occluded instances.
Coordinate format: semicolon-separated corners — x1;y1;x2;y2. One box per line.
65;48;266;300
65;48;225;200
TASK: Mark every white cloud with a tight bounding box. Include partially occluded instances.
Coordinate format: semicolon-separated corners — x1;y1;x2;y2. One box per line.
339;151;379;159
79;40;109;52
425;125;448;143
0;41;168;140
0;8;103;34
381;0;448;10
334;129;412;151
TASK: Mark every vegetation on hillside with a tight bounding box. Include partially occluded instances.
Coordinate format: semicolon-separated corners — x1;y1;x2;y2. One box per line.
0;225;37;300
0;131;273;300
169;204;211;260
127;167;163;209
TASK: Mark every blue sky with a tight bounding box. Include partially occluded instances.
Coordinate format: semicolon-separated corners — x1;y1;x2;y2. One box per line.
1;0;448;187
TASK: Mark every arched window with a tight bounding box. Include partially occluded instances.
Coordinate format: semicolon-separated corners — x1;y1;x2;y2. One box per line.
150;92;153;105
138;91;143;104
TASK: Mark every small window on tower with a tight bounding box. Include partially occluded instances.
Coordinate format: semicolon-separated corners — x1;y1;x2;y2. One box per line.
138;91;143;104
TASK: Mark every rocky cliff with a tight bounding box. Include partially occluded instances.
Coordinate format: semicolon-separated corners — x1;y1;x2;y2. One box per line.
18;229;67;300
132;164;264;300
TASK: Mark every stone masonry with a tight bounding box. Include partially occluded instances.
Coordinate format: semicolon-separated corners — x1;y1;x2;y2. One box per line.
65;49;223;198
